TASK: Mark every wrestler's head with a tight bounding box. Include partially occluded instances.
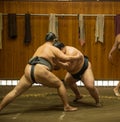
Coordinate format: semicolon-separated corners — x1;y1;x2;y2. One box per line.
53;41;65;50
45;32;57;42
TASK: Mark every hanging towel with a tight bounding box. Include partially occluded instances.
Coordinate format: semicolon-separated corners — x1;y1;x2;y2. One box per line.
78;14;85;46
0;13;3;49
24;13;31;44
49;13;58;39
114;14;120;36
8;13;17;39
95;15;104;43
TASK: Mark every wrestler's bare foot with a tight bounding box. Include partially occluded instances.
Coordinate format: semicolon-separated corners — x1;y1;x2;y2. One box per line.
95;102;102;107
73;95;83;102
64;105;78;112
113;88;120;97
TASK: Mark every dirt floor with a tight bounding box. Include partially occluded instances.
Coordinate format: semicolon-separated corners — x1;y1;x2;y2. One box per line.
0;86;120;122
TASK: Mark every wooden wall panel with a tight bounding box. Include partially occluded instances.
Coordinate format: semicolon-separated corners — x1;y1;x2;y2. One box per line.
0;1;120;80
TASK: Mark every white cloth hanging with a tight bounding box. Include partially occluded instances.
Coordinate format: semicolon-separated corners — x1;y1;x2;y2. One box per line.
0;13;3;49
78;14;85;46
95;15;104;43
49;13;59;39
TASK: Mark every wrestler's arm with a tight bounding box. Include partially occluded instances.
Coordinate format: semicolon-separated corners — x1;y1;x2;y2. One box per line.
52;47;80;62
108;38;118;61
53;59;70;69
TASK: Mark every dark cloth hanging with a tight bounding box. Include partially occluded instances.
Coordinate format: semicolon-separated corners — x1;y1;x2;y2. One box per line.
114;14;120;36
8;13;17;39
24;13;31;44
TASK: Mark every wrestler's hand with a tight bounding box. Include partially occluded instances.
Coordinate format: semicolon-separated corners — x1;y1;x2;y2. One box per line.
54;65;61;70
53;58;70;69
108;54;114;65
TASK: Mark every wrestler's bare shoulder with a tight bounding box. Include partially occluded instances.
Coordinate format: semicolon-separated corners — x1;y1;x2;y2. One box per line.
33;44;62;58
66;46;83;55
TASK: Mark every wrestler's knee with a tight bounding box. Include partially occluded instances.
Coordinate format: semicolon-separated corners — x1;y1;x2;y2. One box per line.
85;84;95;91
52;80;64;88
64;77;75;86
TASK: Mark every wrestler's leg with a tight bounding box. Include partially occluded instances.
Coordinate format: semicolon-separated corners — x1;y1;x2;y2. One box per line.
113;81;120;96
81;62;101;107
64;72;83;102
0;75;32;111
35;66;78;112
